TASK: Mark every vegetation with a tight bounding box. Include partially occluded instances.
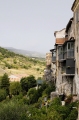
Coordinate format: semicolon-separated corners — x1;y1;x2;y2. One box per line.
0;47;45;78
20;75;36;93
10;81;22;95
0;73;78;120
1;73;10;95
0;48;78;120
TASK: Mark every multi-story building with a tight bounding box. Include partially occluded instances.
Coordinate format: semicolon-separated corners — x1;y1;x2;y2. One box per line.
51;20;76;96
71;0;79;97
50;0;79;96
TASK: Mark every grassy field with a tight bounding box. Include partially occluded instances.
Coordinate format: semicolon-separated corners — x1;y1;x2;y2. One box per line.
0;47;45;79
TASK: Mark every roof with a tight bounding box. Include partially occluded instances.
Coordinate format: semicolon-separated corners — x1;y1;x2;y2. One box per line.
37;80;43;85
65;18;73;33
50;49;56;52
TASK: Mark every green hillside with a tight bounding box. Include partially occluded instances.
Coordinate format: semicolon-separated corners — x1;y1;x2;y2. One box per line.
0;47;45;78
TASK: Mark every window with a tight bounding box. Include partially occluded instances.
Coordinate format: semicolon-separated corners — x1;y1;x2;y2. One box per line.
61;47;63;52
67;42;74;50
68;43;70;50
58;47;63;55
71;43;74;49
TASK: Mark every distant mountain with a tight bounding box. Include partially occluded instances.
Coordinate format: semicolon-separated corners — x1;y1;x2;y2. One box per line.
4;47;45;58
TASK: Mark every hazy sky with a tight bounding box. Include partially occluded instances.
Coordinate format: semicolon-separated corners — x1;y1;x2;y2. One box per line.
0;0;74;53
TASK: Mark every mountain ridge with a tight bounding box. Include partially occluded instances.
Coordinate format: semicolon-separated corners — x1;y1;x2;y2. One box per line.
4;47;45;58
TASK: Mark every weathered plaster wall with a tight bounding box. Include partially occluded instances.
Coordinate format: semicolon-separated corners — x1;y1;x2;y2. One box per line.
46;53;52;66
73;3;79;95
55;29;66;38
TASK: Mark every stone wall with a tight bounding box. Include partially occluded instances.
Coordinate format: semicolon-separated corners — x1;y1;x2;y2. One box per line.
46;53;52;66
73;2;79;95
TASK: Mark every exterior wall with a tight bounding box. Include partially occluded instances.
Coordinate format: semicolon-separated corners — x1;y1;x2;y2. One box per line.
44;53;55;83
55;29;66;38
73;2;79;95
9;74;28;82
51;63;56;76
62;76;73;96
55;46;62;94
46;53;52;66
68;20;74;39
55;29;66;45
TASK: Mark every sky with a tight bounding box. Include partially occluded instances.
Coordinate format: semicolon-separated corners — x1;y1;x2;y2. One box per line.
0;0;74;54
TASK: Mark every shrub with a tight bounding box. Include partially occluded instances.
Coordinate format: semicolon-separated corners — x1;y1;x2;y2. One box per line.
0;89;7;101
0;101;28;120
10;82;22;95
66;109;78;120
37;68;40;71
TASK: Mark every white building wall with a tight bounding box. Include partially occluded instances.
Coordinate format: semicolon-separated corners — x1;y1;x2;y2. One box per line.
55;29;66;38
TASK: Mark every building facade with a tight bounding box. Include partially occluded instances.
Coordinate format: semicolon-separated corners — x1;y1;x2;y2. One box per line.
50;0;79;96
71;0;79;97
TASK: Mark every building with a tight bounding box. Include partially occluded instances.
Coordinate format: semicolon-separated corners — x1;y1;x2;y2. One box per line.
71;0;79;96
43;53;55;83
46;53;52;66
9;74;28;82
50;0;79;96
51;20;76;95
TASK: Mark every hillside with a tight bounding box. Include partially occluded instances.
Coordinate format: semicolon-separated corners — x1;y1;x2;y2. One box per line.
0;47;45;78
4;47;45;58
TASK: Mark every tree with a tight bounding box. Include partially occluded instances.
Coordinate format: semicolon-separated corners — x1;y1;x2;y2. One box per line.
0;89;7;101
1;73;10;95
20;77;28;92
27;88;38;104
27;75;36;89
10;82;22;95
20;75;36;92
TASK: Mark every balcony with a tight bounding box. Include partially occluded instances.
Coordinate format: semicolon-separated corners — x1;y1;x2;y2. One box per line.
63;50;74;59
50;49;56;63
58;40;75;61
61;59;75;75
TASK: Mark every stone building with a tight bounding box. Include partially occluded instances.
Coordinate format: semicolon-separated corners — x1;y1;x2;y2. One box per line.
46;53;52;66
71;0;79;97
50;0;79;96
51;20;76;95
43;53;55;83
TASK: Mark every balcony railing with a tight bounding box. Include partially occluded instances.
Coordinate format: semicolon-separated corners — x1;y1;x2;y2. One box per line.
61;59;75;75
61;67;75;75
